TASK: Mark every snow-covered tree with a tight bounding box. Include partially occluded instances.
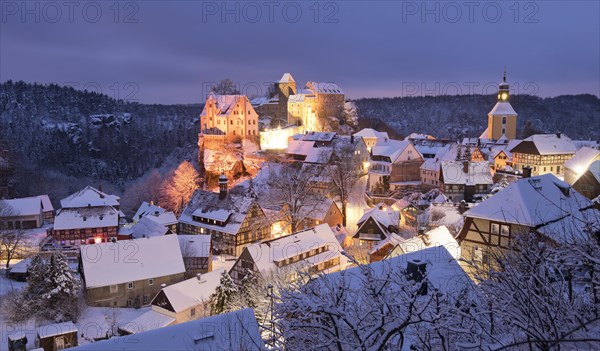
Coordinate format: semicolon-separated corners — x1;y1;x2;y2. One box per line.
328;139;362;227
120;170;163;217
0;201;28;268
160;160;199;215
42;252;81;322
210;271;238;315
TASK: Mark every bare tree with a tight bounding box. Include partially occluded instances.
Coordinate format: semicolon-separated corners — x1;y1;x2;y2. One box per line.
160;161;200;215
210;79;240;95
120;170;164;217
266;162;322;233
0;201;28;269
327;139;362;227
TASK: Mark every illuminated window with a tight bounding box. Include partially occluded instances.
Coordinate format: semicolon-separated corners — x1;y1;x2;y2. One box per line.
491;223;500;234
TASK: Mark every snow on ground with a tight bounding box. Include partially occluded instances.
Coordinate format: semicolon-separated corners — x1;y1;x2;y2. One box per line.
425;204;465;236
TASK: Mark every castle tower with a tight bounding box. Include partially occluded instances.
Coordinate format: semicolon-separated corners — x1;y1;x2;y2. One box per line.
487;70;518;140
277;73;297;123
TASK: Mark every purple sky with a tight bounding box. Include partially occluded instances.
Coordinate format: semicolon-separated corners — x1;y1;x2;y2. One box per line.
1;1;598;104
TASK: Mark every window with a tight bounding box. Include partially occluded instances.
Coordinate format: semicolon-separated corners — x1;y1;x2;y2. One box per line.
92;228;97;234
127;299;132;307
500;225;510;236
103;227;108;233
110;285;118;293
143;295;149;305
502;116;507;124
491;223;500;234
127;282;134;289
148;278;154;286
191;308;196;317
80;229;85;235
473;247;483;262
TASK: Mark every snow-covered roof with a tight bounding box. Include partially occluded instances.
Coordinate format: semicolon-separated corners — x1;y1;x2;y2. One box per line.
54;206;118;230
357;205;400;231
421;158;441;172
133;201;165;220
80;235;185;288
304;147;333;164
299;198;338;222
306;81;344;94
154;268;225;313
322;245;472;298
178;234;211;258
8;258;32;274
37;322;77;339
390;226;460;260
563;147;600;172
119;310;175;334
60;186;119;208
286;139;315;157
244;224;348;274
299;131;337;142
279;72;295;83
201;94;250;117
371;138;412;162
464;174;600;242
441;161;493;186
510;134;577;156
488;101;518;116
69;309;263;351
353;128;389;140
131;217;169;239
25;195;53;212
0;197;42;217
179;186;258;236
405;133;435;140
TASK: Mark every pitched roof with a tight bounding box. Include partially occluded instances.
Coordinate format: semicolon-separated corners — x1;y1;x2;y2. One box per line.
119;310;175;334
390;226;460;260
130;217;169;239
0;197;42;217
441;161;493;185
69;309;263;351
243;224;348;274
60;186;119;208
80;235;185;288
465;174;600;242
489;101;517;116
353;128;389;140
510;134;577;156
563;147;600;173
201;94;250;117
279;72;295;83
177;234;211;258
357;205;400;233
53;206;118;230
133;201;166;220
306;81;343;94
37;322;77;339
371;138;412;161
179;186;257;235
154;268;224;313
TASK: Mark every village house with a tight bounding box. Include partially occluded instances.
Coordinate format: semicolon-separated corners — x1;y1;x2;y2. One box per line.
79;235;186;307
35;322;78;351
0;197;43;229
439;161;493;202
353;128;389;152
457;174;600;270
352;204;401;249
133;201;177;233
177;234;212;277
367;138;424;198
52;186;121;247
229;224;348;285
510;133;577;176
299;197;343;230
120;268;225;335
69;309;263;351
387;225;460;260
178;174;270;256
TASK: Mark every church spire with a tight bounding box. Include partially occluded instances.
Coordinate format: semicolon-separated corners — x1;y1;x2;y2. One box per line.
498;68;509;102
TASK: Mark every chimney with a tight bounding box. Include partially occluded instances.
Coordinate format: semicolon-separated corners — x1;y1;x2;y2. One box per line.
350;135;355;144
219;172;228;199
522;166;532;179
196;273;203;281
556;133;561;138
463;161;469;174
406;259;427;296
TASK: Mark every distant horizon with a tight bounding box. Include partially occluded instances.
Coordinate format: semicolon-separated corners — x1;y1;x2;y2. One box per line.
2;79;598;106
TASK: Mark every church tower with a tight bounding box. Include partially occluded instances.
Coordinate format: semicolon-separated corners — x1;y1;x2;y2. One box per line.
486;70;518;140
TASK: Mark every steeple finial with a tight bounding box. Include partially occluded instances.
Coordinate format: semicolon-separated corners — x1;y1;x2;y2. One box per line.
503;66;507;83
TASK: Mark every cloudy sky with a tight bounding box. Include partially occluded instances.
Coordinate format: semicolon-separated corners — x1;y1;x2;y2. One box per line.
1;1;598;104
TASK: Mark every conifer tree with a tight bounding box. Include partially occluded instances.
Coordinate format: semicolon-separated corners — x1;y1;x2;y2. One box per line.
210;271;238;315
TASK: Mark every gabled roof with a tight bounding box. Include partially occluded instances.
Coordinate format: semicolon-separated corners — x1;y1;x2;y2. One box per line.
37;322;77;339
306;81;344;94
353;128;389;140
489;101;517;116
130;217;168;239
371;139;413;162
80;235;185;288
299;131;337;142
279;72;295;83
133;201;165;220
510;134;577;156
441;161;493;186
464;174;600;242
201;94;250;117
0;197;42;217
390;226;460;260
60;186;119;208
177;234;211;258
243;224;348;274
154;268;224;313
564;147;600;172
68;309;263;351
54;206;119;230
356;205;400;232
179;186;258;236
